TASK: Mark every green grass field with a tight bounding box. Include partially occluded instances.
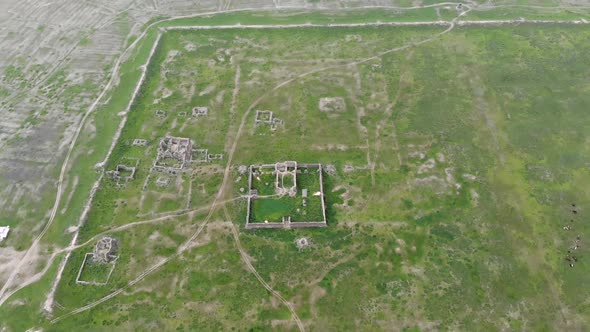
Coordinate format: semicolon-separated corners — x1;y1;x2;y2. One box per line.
249;166;324;224
77;255;116;285
252;198;292;222
3;7;590;331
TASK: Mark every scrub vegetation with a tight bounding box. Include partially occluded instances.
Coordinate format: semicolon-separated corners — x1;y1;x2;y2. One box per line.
2;7;590;331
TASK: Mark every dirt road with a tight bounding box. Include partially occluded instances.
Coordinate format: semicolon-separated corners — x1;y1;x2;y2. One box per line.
49;7;471;324
7;1;588;326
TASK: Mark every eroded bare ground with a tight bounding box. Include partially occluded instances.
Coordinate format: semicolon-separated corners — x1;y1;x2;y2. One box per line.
0;0;420;285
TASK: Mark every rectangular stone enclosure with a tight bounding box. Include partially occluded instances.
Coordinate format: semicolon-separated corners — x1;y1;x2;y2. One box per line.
153;136;193;171
246;161;327;229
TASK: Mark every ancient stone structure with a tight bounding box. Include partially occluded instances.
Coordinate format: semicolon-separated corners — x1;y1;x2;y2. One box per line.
274;161;297;197
255;110;273;124
107;164;136;186
153;136;193;172
254;110;283;131
75;236;119;286
192;106;209;117
155;176;170;187
245;162;327;230
132;139;147;146
319;97;346;113
92;236;118;264
208;153;224;161
296;237;311;250
191;148;209;163
238;165;248;175
270;117;283;130
325;164;337;175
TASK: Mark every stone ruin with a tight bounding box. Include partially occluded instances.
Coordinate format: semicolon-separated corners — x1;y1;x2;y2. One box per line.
191;149;224;164
191;148;209;163
153;136;193;171
208;153;224;161
155;176;170;187
92;236;118;264
325;164;337;175
296;237;311;251
274;161;297;197
245;162;328;230
159;137;192;161
319;97;346;113
270;118;284;130
75;236;120;286
255;110;273;124
192;106;209;118
155;109;166;117
238;165;248;175
132;139;147;146
108;164;136;185
255;110;283;130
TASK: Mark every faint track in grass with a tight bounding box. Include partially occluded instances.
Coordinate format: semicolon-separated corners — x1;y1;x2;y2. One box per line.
371;62;408;190
0;5;312;307
6;1;588;307
28;1;590;324
230;224;305;331
62;197;241;253
50;187;224;324
225;206;305;332
50;7;472;324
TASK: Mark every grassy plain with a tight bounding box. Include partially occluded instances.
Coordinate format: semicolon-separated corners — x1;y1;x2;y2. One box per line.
3;8;590;332
250;167;324;223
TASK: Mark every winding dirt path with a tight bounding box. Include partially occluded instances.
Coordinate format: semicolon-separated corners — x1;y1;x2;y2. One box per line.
9;0;588;325
222;204;305;331
0;5;297;304
63;197;240;254
229;217;305;331
38;31;163;313
0;196;238;308
7;1;588;306
50;8;472;325
51;184;224;324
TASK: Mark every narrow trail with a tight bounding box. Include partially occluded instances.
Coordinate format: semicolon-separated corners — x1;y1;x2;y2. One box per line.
223;205;305;331
229;65;241;118
217;7;470;199
0;5;314;303
218;62;302;328
3;0;587;307
0;197;240;308
15;0;586;323
51;186;224;324
51;8;471;324
229;220;305;332
0;24;141;299
36;31;164;313
0;252;60;308
0;5;292;304
63;197;240;254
